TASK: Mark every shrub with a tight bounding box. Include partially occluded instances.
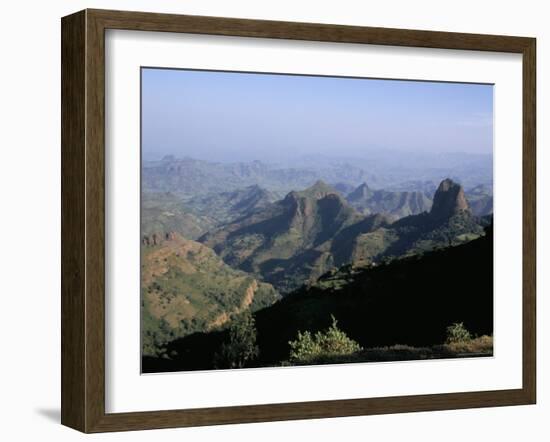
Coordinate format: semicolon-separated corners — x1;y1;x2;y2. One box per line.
214;310;259;369
445;322;471;344
288;315;362;364
289;330;319;362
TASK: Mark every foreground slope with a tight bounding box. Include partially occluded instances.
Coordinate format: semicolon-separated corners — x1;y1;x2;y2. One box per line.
143;224;493;372
253;224;493;364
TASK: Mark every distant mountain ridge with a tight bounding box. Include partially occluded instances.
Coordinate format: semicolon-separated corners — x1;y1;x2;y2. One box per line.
184;185;282;225
465;184;493;217
346;182;432;219
142;156;376;196
142;154;493;196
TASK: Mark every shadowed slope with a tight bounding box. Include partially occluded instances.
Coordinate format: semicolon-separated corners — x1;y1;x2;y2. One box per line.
142;225;493;372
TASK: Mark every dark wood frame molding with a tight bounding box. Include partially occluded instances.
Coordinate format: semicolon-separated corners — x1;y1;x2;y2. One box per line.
61;9;536;433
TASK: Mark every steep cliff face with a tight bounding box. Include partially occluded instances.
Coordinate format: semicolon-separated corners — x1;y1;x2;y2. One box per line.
347;182;374;201
430;179;470;221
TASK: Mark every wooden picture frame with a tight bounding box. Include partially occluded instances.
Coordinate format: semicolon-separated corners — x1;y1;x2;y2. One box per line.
61;8;536;433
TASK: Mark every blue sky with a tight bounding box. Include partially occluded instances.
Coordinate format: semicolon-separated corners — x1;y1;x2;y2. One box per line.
141;68;493;163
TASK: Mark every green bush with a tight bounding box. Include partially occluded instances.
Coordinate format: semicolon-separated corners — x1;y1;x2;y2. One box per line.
214;310;259;369
446;322;472;344
288;315;362;364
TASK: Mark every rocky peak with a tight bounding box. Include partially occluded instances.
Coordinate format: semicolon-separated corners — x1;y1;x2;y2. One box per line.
245;184;274;200
430;178;470;220
285;180;338;202
245;184;263;193
347;182;373;201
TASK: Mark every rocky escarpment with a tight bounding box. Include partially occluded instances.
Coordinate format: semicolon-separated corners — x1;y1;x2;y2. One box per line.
142;231;175;247
429;178;470;221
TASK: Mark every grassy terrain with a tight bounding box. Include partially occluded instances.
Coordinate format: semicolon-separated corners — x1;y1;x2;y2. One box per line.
141;234;280;357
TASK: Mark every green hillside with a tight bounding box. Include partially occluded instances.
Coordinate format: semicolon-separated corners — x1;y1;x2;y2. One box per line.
201;181;366;292
141;234;280;357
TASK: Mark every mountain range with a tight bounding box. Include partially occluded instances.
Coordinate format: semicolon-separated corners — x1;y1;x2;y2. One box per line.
140;155;493;365
142;180;492;244
201;178;486;293
142;154;493;196
346;182;432;218
142;156;375;195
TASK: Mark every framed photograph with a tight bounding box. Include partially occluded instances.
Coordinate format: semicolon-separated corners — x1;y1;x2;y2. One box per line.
61;9;536;433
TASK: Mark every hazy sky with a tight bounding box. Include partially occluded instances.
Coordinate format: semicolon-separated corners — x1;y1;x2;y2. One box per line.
142;68;493;163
